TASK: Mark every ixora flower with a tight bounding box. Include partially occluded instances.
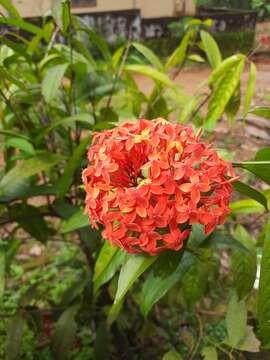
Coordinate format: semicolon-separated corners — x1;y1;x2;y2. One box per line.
82;118;236;255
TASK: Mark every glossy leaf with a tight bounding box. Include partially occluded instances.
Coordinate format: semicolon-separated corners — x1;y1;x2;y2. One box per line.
52;305;78;360
208;54;245;86
51;0;70;33
233;180;268;210
205;58;245;131
258;214;270;348
125;64;174;87
165;31;191;69
225;292;247;348
57;136;90;197
249;106;270;120
42;63;68;103
110;254;157;321
60;209;88;233
230;198;265;214
243;62;256;115
0;154;63;198
200;30;222;69
132;42;163;70
6;137;35;155
140;251;194;317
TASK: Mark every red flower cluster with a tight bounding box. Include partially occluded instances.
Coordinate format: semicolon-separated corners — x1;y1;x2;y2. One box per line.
82;118;235;255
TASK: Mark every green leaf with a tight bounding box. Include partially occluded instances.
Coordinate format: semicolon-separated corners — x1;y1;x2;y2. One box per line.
110;254;157;322
243;62;256;115
230;198;265;214
162;350;183;360
165;31;191;70
57;136;90;197
233;180;268;210
249;106;270;120
42;63;68;103
235;148;270;185
80;28;111;61
132;42;163;70
6;137;35;155
231;225;257;299
51;0;70;33
0;17;44;36
200;30;222;69
205;58;245;131
0;0;21;18
258;214;270;348
201;346;218;360
0;154;63;198
225;292;247;348
125;64;174;87
0;130;30;140
6;311;25;360
94;248;125;295
37;113;94;141
0;242;5;300
60;209;89;233
235;325;260;352
52;305;78;360
9;204;50;243
0;65;26;89
208;54;245;86
140;251;194;317
112;45;125;69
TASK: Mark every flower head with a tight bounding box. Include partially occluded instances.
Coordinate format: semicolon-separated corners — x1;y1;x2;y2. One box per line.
82;118;235;255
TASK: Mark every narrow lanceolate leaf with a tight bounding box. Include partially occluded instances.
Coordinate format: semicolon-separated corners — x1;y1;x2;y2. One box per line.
109;254;157;322
132;42;163;70
57;136;90;197
140;251;194;317
243;62;256;116
42;63;68;103
235;148;270;185
231;225;257;299
94;242;126;294
0;0;21;18
6;137;35;155
208;54;245;86
6;311;25;360
258;214;270;348
0;154;63;198
200;30;222;69
0;242;5;300
205;58;245;131
51;0;70;33
225;292;247;348
125;64;174;87
233;180;268;210
249;106;270;120
165;31;191;70
52;306;78;360
60;209;88;233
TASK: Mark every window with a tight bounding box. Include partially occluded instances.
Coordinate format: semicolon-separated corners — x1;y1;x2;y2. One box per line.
71;0;96;7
